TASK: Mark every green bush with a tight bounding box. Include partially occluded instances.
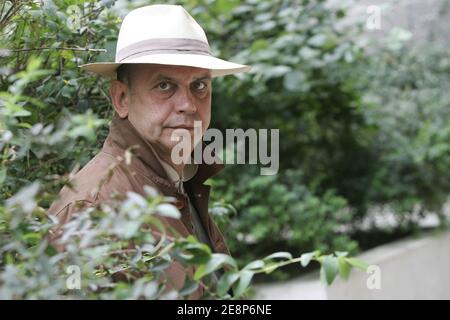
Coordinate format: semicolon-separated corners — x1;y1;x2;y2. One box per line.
203;0;450;260
209;166;358;271
0;0;118;199
356;29;450;228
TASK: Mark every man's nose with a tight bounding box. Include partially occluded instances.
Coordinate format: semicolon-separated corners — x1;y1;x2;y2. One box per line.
175;89;197;114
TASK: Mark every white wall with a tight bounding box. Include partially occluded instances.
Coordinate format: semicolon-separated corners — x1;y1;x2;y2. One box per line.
327;231;450;299
254;231;450;300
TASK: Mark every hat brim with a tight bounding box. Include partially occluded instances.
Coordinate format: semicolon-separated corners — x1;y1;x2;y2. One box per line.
79;53;251;79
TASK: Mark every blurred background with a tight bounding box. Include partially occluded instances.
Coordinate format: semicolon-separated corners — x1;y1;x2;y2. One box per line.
1;0;450;299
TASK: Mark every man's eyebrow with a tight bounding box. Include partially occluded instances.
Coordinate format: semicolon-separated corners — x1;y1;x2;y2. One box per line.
193;74;212;81
152;73;212;83
153;74;175;82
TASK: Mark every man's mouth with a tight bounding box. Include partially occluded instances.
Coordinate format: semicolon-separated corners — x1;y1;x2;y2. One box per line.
167;125;194;130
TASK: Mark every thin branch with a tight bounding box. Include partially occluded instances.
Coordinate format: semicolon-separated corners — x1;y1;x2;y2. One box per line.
0;4;19;31
0;1;7;22
9;46;107;53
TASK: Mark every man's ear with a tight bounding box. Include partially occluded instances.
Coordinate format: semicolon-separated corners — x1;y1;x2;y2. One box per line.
110;80;131;118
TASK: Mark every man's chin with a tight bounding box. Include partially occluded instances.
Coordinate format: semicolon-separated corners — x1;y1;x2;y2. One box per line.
162;139;196;157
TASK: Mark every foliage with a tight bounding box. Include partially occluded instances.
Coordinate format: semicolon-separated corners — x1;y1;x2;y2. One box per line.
0;1;369;298
209;166;358;270
354;28;450;228
0;177;367;299
1;0;447;297
1;0;118;198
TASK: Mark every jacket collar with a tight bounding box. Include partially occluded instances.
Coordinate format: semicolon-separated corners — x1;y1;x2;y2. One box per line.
102;115;224;187
146;141;199;184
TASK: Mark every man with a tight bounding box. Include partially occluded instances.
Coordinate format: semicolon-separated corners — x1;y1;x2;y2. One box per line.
47;4;250;299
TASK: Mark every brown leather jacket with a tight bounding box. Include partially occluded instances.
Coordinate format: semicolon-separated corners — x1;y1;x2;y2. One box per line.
47;115;230;299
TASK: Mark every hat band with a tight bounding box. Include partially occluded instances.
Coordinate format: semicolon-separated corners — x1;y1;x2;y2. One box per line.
117;38;212;62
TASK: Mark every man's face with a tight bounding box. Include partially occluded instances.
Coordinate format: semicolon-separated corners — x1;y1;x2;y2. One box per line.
112;64;212;157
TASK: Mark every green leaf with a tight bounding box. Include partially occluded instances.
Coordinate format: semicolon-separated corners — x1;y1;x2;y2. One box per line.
23;232;41;245
194;253;236;280
0;169;7;186
26;56;42;72
251;39;269;52
217;271;240;297
216;0;240;15
338;256;351;280
308;34;327;47
320;255;339;285
155;204;181;219
283;71;306;92
179;279;199;296
243;259;265;270
262;262;278;274
142;282;158;299
181;241;212;264
60;50;74;61
232;270;254;298
346;258;369;271
335;251;349;258
12;109;32;117
299;250;320;267
263;251;293;261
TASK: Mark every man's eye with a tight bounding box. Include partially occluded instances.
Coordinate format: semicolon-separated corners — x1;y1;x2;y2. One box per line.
157;82;172;91
192;81;207;91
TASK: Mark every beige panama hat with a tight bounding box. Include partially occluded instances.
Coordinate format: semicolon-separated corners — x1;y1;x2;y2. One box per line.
80;4;251;78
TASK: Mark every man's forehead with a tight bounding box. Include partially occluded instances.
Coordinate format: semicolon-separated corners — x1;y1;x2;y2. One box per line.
134;64;211;82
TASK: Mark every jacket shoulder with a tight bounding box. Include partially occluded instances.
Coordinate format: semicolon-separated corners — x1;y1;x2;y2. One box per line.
48;152;122;215
48;150;162;216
